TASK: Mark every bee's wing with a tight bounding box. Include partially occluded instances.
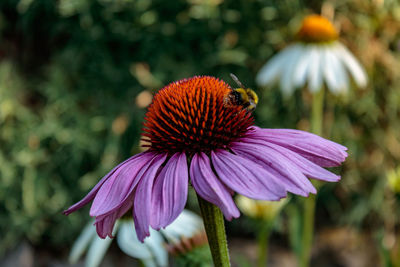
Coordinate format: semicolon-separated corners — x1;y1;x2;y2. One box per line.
230;73;246;88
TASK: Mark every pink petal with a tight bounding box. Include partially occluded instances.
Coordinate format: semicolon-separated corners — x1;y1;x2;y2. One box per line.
247;126;348;167
133;153;168;242
232;141;316;196
94;194;133;238
150;153;188;230
63;153;148;215
239;137;340;182
211;150;287;201
90;151;159;217
190;152;240;220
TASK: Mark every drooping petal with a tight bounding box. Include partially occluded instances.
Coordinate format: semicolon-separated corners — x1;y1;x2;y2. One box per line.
211;150;287;200
150;152;188;230
90;151;158;217
293;45;314;88
133;153;168;242
256;44;300;86
86;221;118;267
322;44;349;94
94;195;132;238
308;45;324;92
117;220;167;267
247;126;347;167
69;222;97;264
144;228;169;267
269;142;341;182
337;42;367;88
63;154;146;215
161;210;204;244
231;141;316;196
330;45;349;93
86;238;113;267
322;46;341;94
117;221;153;259
94;215;117;239
190;152;240;220
238;137;341;182
280;44;305;95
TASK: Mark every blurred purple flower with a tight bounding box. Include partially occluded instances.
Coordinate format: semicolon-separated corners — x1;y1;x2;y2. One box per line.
64;76;347;242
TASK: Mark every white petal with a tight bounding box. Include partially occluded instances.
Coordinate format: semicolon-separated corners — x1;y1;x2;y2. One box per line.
308;46;324;93
330;46;349;93
69;222;96;264
293;46;313;88
117;221;168;267
144;228;168;267
117;221;153;260
161;210;203;243
322;46;341;94
86;225;116;267
256;44;300;86
280;44;305;95
142;259;158;267
336;42;367;88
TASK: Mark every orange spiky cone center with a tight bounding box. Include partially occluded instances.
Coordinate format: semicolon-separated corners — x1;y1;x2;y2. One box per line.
297;15;338;43
142;76;254;154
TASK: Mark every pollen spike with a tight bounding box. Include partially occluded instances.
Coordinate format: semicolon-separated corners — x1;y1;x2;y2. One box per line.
142;76;254;154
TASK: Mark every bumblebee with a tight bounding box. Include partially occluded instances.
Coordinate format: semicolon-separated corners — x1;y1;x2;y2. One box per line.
224;73;259;111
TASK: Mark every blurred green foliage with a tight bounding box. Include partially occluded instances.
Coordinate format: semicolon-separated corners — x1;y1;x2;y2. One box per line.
1;0;400;263
173;244;212;267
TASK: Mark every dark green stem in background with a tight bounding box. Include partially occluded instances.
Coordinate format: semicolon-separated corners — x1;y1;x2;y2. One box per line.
395;230;400;267
310;88;324;135
299;88;325;267
257;222;272;267
197;195;231;267
300;194;316;267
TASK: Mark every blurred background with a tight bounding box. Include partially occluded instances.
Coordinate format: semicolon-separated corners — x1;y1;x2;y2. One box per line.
1;0;400;266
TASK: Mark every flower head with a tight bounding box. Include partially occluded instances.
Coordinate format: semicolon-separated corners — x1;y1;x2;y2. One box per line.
236;195;288;222
256;14;367;95
297;15;338;43
142;76;253;154
64;76;347;242
387;167;400;194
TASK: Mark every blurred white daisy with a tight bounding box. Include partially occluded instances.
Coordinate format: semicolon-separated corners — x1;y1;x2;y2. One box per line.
256;15;367;95
69;209;204;267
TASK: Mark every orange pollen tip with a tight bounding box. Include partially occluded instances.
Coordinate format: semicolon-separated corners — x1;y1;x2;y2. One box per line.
297;15;338;43
142;76;254;154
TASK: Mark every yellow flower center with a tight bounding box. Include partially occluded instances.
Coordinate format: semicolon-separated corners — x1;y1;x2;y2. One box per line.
297;15;338;43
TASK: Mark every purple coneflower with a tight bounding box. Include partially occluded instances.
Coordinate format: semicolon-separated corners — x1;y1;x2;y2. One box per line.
64;76;347;242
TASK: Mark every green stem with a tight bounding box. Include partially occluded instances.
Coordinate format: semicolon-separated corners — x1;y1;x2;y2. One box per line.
300;194;316;267
395;231;400;267
257;222;272;267
197;195;231;267
299;88;325;267
311;88;324;135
